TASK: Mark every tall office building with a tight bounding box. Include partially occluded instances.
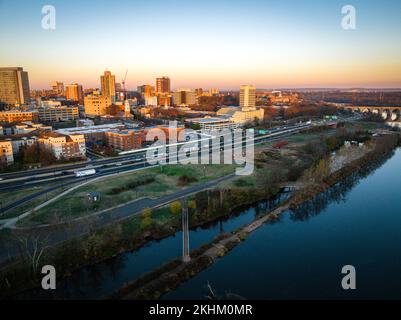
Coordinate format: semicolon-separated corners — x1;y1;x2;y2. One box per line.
195;88;203;97
51;81;64;95
156;77;171;94
240;85;256;110
173;89;197;106
0;67;31;106
209;88;220;96
65;83;84;104
84;92;112;117
101;70;116;102
138;85;155;98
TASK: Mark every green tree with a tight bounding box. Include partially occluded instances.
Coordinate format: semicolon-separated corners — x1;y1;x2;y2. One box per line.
309;158;330;182
170;201;182;215
188;200;197;213
141;207;153;228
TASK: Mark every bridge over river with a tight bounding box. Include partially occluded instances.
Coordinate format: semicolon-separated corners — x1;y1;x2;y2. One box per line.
337;105;401;121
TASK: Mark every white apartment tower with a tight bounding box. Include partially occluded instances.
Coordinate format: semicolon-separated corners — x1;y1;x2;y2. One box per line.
240;85;256;110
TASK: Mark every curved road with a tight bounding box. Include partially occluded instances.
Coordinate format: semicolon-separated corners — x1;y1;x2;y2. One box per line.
0;173;235;265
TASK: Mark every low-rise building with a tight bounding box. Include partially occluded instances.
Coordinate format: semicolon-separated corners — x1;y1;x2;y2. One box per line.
76;119;95;127
56;123;126;145
14;123;52;135
186;117;239;131
0;122;51;136
216;106;240;116
0;140;14;166
38;105;79;122
217;106;265;124
230;107;264;124
84;92;112;117
105;130;143;151
38;132;86;160
0;110;38;123
9;135;38;155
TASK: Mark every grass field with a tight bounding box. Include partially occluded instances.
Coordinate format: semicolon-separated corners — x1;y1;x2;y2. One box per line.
0;180;76;219
24;164;235;224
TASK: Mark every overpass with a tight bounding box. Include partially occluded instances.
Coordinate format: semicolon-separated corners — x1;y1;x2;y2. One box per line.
337;105;401;121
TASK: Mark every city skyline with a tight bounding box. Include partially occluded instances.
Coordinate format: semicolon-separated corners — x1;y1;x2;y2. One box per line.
1;0;401;89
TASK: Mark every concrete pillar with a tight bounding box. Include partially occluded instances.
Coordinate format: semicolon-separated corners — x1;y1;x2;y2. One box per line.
182;199;190;263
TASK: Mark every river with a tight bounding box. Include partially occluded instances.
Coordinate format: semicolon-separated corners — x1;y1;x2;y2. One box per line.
19;148;401;299
21;191;287;299
164;148;401;299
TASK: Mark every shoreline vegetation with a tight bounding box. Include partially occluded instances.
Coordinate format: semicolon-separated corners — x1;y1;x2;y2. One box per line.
0;125;398;299
110;133;400;300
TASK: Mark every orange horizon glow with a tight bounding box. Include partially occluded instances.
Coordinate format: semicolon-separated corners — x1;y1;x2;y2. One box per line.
2;0;401;90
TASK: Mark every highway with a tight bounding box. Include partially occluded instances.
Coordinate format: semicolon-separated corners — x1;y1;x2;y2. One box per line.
0;122;315;191
0;117;357;216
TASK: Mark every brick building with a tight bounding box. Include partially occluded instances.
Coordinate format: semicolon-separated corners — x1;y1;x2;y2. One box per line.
105;130;143;151
38;132;86;160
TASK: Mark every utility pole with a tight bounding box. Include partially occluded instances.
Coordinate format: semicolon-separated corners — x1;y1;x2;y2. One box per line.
182;198;190;263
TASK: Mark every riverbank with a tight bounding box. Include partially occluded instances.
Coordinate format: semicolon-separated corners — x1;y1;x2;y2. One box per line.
111;134;400;300
0;125;388;299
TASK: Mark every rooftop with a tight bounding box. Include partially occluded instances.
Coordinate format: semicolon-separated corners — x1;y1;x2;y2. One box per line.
187;117;234;124
56;123;125;135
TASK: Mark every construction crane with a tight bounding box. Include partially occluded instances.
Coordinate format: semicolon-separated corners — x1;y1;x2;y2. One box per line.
122;69;128;101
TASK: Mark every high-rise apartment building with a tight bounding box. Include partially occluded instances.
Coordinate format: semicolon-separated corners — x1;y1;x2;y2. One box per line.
0;67;31;106
101;71;116;102
173;89;197;106
240;85;256;110
156;77;171;94
65;83;84;104
51;81;64;95
84;92;112;117
138;85;155;98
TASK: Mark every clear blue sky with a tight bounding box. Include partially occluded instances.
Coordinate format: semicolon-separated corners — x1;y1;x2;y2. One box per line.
1;0;400;89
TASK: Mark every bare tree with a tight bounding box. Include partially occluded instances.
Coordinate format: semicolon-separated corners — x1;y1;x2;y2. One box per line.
16;235;48;276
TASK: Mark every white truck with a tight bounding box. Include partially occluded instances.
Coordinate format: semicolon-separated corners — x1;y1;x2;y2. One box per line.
75;169;96;178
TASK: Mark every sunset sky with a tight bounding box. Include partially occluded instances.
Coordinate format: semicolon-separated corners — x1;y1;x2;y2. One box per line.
1;0;401;90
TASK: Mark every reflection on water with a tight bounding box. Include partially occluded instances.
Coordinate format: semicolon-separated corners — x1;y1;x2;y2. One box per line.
165;149;401;300
20;192;288;299
19;148;398;300
290;151;391;222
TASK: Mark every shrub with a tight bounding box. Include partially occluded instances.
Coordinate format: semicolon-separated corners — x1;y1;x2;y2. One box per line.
177;175;198;186
108;176;155;195
170;201;182;215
